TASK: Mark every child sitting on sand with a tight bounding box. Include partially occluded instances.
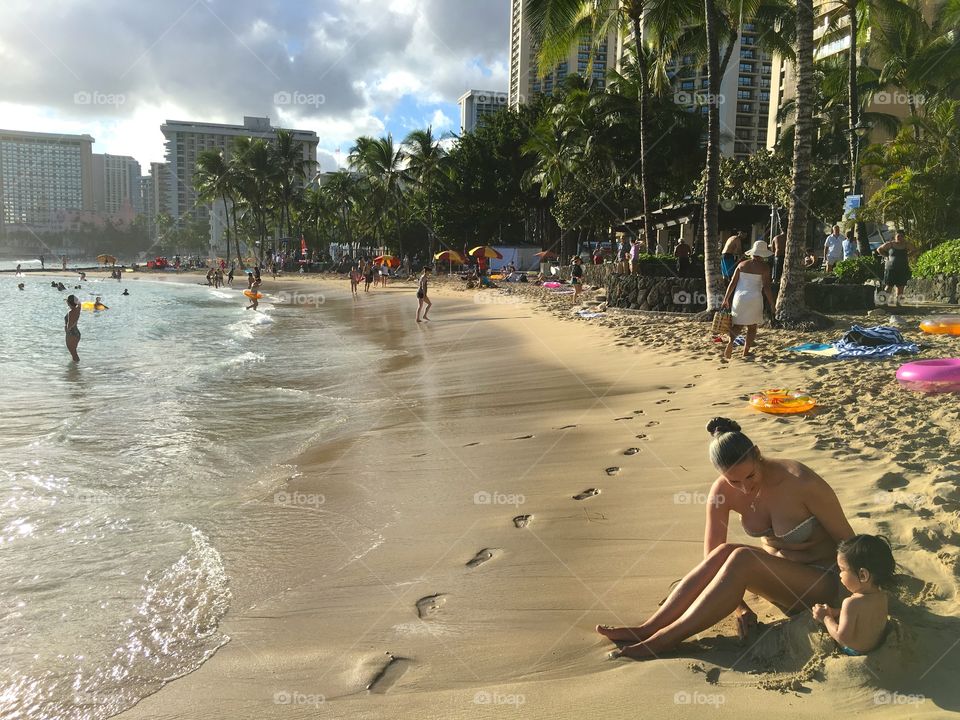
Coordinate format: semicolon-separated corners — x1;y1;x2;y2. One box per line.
812;534;895;656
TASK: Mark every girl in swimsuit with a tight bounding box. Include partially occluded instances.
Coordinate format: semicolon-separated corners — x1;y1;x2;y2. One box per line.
598;417;854;659
64;295;81;362
416;266;432;322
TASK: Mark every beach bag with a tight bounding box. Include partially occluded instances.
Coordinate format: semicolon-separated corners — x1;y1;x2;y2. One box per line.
712;308;732;335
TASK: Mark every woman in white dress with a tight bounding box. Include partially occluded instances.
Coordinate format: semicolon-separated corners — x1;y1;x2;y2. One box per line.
720;240;777;359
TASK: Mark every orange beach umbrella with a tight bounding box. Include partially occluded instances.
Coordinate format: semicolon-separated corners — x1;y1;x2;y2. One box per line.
435;250;466;275
534;250;557;260
373;254;400;268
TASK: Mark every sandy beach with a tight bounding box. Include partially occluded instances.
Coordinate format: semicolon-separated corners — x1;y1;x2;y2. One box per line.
40;270;959;718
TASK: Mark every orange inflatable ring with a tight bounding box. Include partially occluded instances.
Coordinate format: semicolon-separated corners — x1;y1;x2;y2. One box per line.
243;290;264;299
919;315;960;336
749;389;816;415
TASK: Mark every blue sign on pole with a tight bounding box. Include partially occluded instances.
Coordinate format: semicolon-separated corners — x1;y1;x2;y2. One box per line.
843;194;862;220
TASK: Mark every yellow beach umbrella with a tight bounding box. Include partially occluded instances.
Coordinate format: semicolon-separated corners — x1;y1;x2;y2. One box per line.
468;246;503;260
435;250;466;274
96;254;117;265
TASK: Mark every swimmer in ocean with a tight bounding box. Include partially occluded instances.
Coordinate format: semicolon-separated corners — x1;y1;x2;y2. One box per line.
65;295;81;362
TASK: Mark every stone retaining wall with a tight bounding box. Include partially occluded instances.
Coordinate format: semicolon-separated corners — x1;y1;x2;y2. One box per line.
605;274;709;312
906;275;959;304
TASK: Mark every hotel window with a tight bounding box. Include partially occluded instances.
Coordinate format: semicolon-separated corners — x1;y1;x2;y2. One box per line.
738;76;752;86
739;63;754;73
737;102;753;112
737;90;752;99
680;80;695;90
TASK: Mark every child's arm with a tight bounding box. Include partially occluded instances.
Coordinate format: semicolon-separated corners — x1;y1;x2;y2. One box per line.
819;597;859;647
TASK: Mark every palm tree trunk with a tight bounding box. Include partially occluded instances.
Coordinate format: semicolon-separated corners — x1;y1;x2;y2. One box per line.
702;0;723;312
776;0;826;328
230;199;244;271
629;10;655;254
221;194;232;268
847;1;870;256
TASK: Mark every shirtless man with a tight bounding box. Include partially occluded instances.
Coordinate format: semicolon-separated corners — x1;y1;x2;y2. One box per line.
771;229;787;286
721;231;745;282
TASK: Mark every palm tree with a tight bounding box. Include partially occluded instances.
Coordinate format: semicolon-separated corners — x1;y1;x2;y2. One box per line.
775;0;827;328
702;0;724;312
522;111;577;258
402;127;448;260
272;128;313;238
322;171;363;257
348;134;407;256
194;148;235;269
232;137;277;266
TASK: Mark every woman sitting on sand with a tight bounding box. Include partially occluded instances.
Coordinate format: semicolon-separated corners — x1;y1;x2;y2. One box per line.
598;417;854;659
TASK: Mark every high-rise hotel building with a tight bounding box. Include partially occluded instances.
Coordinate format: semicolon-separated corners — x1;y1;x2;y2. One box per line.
92;153;143;214
458;90;510;133
508;0;620;109
0;129;94;228
160;116;318;226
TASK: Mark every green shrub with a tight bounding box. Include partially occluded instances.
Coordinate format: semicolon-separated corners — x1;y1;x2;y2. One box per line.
833;256;883;284
913;238;960;278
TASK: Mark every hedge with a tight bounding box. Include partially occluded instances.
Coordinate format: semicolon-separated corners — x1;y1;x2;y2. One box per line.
914;238;960;278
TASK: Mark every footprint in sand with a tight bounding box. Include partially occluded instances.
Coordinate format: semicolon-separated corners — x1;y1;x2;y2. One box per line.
366;653;412;694
573;488;601;500
646;421;660;427
555;424;577;430
684;383;696;388
635;433;649;440
711;401;729;406
466;548;501;568
666;408;682;413
666;390;676;395
656;399;670;404
633;409;644;415
624;448;640;455
513;514;532;528
614;416;634;421
463;442;481;447
415;593;447;619
605;466;621;476
412;452;428;458
512;434;535;440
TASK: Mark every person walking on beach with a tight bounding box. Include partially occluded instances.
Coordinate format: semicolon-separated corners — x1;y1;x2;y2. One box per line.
823;225;845;272
570;256;584;303
39;255;45;270
674;238;692;277
720;240;776;359
416;266;432;322
363;260;374;293
227;266;234;286
349;266;361;296
771;228;786;286
64;295;81;362
842;233;859;260
597;417;854;659
629;237;641;274
721;231;745;283
246;269;262;311
875;231;911;305
15;263;22;276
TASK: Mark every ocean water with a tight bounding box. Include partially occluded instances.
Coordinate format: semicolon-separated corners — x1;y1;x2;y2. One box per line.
0;277;386;718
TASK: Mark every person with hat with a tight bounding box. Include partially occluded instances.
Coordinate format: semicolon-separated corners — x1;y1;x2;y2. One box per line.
720;240;777;359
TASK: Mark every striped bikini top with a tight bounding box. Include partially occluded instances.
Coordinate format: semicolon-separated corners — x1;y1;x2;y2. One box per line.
743;516;819;544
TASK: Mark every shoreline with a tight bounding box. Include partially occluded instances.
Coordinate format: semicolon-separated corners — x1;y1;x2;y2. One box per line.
22;269;960;717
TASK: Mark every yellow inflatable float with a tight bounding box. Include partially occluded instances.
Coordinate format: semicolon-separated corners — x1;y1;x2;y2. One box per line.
243;290;264;299
81;302;108;311
920;315;960;336
749;389;816;415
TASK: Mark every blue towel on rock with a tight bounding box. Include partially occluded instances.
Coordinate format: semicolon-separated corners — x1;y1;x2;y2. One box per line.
834;325;918;359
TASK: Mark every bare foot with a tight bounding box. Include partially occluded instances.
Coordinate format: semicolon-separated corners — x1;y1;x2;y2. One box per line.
617;638;666;659
595;625;652;643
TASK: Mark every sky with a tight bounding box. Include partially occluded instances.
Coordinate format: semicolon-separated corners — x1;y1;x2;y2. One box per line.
0;0;510;173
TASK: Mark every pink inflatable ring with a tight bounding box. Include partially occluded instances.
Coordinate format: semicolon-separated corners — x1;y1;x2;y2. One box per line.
896;358;960;393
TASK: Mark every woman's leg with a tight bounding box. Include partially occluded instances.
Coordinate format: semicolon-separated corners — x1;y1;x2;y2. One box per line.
422;297;432;320
743;325;758;356
66;335;80;362
597;543;744;643
617;547;837;658
724;325;741;359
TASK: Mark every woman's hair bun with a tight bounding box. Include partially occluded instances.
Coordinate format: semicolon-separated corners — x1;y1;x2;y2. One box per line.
706;417;741;436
